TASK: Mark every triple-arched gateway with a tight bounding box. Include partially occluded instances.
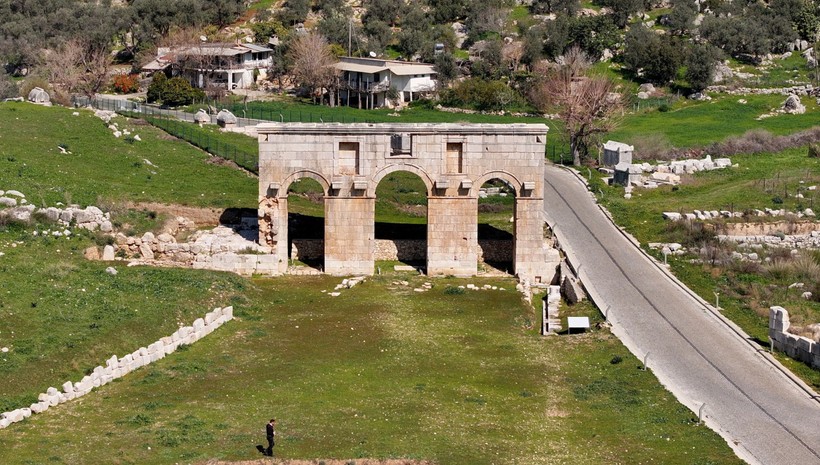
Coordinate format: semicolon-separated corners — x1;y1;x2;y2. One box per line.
257;123;555;282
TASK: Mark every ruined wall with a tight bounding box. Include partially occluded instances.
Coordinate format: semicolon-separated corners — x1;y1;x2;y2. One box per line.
769;306;820;369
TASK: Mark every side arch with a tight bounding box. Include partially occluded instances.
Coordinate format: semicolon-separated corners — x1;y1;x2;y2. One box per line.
368;163;435;197
469;170;524;197
279;169;331;198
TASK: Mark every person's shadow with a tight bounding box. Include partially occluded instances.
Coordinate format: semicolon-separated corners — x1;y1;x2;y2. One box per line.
255;444;268;456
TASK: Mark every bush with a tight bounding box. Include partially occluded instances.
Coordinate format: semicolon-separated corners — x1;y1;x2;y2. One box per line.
809;143;820;158
440;78;523;111
0;71;18;99
19;76;51;101
112;74;140;94
146;73;204;107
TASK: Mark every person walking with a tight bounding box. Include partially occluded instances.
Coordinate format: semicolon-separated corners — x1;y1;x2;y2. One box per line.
265;418;276;456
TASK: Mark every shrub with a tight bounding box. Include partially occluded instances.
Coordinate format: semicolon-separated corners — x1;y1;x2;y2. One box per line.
147;73;204;107
809;143;820;158
19;76;51;101
440;78;523;111
631;133;674;161
444;286;466;295
0;71;18;99
112;74;140;94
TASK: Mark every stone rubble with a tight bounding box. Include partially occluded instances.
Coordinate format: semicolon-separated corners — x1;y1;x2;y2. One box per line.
663;207;815;222
0;306;234;430
610;155;732;188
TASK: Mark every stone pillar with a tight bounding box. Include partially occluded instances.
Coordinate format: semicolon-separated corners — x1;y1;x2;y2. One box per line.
258;195;289;274
514;198;551;283
427;197;477;276
325;197;375;275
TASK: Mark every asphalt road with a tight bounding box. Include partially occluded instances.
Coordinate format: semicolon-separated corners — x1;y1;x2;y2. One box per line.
542;164;820;465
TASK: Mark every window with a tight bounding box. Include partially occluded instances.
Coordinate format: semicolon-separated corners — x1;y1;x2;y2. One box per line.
446;142;463;174
338;142;360;175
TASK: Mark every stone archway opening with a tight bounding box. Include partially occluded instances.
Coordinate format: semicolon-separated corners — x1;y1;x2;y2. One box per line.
374;171;429;272
478;178;516;275
286;177;325;271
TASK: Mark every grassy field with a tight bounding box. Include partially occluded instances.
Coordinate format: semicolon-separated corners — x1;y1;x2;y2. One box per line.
0;102;744;463
0;246;740;464
609;94;820;150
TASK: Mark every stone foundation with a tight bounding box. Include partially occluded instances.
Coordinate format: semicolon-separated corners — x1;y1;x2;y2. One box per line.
290;239;515;264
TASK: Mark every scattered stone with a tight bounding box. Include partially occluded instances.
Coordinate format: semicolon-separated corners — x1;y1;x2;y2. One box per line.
782;94;806;114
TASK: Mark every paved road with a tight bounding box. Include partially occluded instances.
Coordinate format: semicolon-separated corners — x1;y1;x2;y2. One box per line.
542;164;820;465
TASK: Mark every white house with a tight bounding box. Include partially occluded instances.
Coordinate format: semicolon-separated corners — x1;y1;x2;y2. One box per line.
333;57;438;109
143;43;273;90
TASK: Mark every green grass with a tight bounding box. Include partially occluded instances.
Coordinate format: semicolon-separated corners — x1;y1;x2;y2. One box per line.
595;146;820;385
608;94;820;149
0;102;257;209
0;254;741;464
0;97;773;464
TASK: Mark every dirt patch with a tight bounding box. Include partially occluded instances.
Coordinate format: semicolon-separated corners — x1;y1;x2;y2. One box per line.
156;133;179;141
396;204;426;217
126;202;226;227
198;460;433;465
206;156;243;171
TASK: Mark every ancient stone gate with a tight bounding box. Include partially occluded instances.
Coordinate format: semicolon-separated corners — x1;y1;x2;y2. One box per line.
257;123;553;281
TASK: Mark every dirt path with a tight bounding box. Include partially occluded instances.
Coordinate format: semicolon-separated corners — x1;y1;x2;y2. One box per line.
198;460;432;465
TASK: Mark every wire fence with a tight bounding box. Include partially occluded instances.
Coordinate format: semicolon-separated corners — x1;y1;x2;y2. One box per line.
74;95;570;167
73;95;259;173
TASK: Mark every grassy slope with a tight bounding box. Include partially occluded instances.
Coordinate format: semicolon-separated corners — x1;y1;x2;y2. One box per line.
608;94;820;149
0;103;257;209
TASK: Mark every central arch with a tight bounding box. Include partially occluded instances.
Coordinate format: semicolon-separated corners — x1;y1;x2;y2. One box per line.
373;169;429;271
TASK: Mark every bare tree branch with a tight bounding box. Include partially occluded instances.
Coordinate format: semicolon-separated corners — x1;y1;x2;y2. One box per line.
530;47;623;166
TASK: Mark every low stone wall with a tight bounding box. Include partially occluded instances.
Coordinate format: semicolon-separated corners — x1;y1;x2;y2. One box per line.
769;306;820;369
289;239;513;262
0;306;234;430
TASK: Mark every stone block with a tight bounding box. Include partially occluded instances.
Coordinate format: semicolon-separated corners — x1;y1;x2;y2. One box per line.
62;381;74;393
193;318;205;331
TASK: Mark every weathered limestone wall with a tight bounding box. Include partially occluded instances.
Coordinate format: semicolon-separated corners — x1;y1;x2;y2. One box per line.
257;123;551;280
292;238;513;263
325;197;375;275
514;198;554;283
0;306;234;430
769;306;820;369
428;197;478;276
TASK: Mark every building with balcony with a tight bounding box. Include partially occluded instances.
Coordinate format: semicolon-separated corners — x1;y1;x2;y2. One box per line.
334;57;438;109
143;43;273;90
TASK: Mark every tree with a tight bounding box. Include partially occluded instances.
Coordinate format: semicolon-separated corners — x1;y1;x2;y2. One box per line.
146;73;205;106
686;43;723;92
531;0;580;16
43;38;111;98
597;0;644;29
287;33;340;106
667;0;698;35
529;47;623;166
434;51;458;88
